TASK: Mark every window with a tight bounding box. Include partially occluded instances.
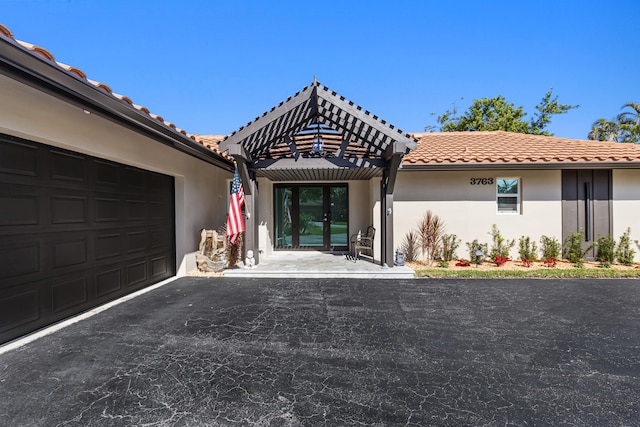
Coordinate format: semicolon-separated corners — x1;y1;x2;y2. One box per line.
496;177;520;214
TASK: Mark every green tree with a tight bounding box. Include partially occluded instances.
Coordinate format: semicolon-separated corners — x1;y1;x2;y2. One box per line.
618;102;640;143
588;118;620;142
588;102;640;143
428;89;578;135
529;90;580;135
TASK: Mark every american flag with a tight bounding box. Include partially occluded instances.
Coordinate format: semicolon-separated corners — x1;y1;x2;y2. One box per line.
226;167;245;244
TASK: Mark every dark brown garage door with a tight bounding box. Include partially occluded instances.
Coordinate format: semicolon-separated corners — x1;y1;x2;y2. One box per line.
0;133;175;344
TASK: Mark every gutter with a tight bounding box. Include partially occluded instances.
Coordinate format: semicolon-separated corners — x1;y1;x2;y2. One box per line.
0;35;234;172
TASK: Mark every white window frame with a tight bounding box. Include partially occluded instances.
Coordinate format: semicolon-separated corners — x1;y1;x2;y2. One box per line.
496;177;520;214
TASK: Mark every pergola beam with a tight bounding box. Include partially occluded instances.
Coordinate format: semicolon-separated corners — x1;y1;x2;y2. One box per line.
218;84;316;152
383;141;407;194
252;157;386;170
284;134;300;160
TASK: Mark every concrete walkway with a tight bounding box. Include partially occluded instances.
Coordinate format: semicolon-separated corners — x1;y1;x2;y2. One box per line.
2;277;639;426
223;250;415;279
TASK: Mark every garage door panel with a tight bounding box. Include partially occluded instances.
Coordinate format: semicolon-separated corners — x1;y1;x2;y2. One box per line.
0;193;40;226
126;230;148;253
127;260;148;287
0;240;41;285
126;199;147;221
93;160;120;187
95;233;122;260
0;289;40;333
149;200;171;220
52;276;88;313
95;197;121;223
0;138;39;178
151;256;169;278
149;174;173;198
150;228;172;249
50;150;87;184
1;134;176;344
124;167;147;189
52;235;88;269
95;267;122;298
50;195;88;224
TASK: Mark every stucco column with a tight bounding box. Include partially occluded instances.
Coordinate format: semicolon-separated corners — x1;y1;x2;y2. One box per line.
244;177;259;264
380;176;395;267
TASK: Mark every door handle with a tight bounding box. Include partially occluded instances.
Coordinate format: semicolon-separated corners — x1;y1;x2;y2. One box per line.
584;182;591;241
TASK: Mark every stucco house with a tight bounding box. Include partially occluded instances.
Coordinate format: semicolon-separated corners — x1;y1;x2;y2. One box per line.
216;88;640;266
397;131;640;262
3;22;640;344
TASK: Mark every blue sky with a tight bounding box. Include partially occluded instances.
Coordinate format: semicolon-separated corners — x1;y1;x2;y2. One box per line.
2;0;639;139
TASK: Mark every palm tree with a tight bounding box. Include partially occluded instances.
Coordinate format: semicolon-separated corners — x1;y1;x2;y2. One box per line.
588;118;620;142
617;102;640;143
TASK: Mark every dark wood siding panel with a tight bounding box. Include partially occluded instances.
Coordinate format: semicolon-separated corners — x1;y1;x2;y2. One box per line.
562;169;612;260
593;169;612;241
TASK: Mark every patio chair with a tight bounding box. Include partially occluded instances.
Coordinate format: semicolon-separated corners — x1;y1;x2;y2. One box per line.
350;226;375;262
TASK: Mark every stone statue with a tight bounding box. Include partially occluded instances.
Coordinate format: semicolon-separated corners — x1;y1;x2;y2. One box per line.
245;250;255;268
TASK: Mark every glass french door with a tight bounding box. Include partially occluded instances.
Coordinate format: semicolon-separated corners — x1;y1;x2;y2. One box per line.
274;184;348;250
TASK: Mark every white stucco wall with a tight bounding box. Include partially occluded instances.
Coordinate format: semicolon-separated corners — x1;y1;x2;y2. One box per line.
393;169;563;260
257;178;274;259
612;169;640;247
0;74;231;275
370;178;382;261
350;180;374;240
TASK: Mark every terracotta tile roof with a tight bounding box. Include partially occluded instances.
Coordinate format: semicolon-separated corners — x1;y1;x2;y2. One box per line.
404;131;640;167
0;23;231;161
192;135;225;151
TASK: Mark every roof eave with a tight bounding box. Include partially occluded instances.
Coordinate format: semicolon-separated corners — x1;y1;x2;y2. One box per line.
400;161;640;171
0;35;234;172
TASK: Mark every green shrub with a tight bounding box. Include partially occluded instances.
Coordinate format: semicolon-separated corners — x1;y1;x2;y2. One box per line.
616;228;636;266
594;234;616;263
441;234;461;262
488;224;515;262
518;236;538;263
540;235;561;260
564;230;587;264
466;239;488;265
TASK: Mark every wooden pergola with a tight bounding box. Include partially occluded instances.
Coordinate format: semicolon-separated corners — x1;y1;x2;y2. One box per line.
219;79;417;266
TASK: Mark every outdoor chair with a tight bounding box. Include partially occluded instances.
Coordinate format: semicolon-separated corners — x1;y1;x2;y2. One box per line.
350;226;375;262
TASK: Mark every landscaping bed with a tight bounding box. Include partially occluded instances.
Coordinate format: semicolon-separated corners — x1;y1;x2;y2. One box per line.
408;259;640;278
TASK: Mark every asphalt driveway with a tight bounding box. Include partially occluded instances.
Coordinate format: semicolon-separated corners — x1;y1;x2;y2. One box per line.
1;277;640;426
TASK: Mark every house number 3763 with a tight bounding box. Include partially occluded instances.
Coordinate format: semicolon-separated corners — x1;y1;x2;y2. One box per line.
469;178;494;185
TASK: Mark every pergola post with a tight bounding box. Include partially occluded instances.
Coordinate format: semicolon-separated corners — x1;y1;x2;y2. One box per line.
243;175;259;264
380;177;395;267
380;142;406;267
